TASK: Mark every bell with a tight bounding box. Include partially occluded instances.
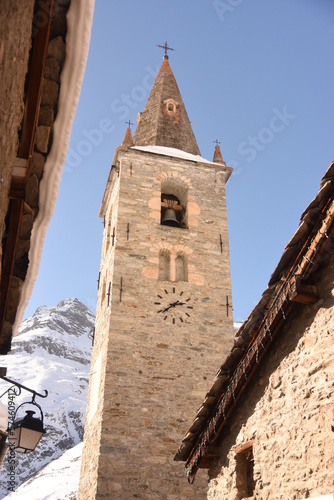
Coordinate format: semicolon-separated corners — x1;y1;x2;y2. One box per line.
161;208;180;227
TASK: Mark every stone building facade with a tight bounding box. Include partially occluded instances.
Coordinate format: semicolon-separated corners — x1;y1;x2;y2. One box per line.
177;162;334;499
78;55;235;499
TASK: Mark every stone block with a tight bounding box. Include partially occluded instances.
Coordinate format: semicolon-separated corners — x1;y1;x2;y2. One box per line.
41;78;59;107
13;252;29;280
50;4;68;41
26;173;39;209
15;238;30;260
30;151;46;178
47;35;66;67
44;56;60;83
20;212;34;240
5;287;21;323
38;105;54;127
35;125;51;153
10;276;23;291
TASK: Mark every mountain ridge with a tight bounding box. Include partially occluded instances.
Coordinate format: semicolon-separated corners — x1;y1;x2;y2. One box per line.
0;298;94;499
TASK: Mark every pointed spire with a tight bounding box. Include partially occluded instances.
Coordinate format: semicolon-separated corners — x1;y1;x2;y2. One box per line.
132;56;200;155
213;140;226;165
121;122;133;149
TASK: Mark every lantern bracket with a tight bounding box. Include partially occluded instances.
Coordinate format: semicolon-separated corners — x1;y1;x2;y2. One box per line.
0;373;48;401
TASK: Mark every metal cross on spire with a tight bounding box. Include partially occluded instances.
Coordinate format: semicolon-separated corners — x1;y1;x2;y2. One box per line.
125;120;134;129
157;41;175;58
213;139;221;146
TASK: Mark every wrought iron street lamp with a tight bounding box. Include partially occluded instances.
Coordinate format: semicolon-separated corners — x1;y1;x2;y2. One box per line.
0;370;48;454
9;397;46;453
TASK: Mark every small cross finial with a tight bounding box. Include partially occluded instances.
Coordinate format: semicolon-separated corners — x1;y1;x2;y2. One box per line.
214;139;221;146
157;41;175;58
126;120;133;129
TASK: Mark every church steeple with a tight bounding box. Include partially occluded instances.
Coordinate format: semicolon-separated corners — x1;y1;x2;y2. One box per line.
132;54;200;155
79;49;234;500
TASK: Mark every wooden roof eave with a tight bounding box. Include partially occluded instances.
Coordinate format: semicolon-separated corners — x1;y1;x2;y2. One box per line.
0;0;54;352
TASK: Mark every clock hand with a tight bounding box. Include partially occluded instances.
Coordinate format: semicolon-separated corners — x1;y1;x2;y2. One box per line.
169;300;186;308
158;301;187;314
159;305;171;313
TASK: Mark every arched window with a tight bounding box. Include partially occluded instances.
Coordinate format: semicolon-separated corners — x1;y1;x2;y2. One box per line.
175;253;188;282
159;250;170;281
164;98;178;115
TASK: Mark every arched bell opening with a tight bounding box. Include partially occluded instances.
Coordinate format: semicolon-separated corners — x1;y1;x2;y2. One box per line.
161;194;183;227
160;179;188;229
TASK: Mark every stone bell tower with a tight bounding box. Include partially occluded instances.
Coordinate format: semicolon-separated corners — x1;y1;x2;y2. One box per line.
78;49;234;499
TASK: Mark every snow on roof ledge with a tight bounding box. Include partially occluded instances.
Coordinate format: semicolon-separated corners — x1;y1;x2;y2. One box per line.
131;145;230;169
13;0;95;337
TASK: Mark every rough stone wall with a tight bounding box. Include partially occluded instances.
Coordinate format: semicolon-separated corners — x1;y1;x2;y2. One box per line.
207;256;334;500
0;0;35;279
0;1;69;352
79;147;234;499
79;169;120;498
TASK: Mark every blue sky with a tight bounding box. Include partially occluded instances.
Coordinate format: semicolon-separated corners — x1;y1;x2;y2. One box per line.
25;0;334;322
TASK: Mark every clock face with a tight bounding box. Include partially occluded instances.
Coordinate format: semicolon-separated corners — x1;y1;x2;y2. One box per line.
154;287;193;324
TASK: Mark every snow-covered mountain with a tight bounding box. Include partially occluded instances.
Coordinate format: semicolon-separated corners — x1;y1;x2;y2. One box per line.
0;298;94;499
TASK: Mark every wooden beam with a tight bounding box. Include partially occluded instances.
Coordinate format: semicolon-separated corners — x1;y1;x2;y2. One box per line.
197;457;212;469
0;199;23;331
235;440;255;455
19;0;54;164
9;157;27;199
12;158;28;178
9;178;25;200
290;284;319;304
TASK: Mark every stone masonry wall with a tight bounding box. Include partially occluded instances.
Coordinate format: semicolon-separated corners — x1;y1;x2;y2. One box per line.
78;169;120;498
0;0;35;282
79;147;235;499
207;255;334;500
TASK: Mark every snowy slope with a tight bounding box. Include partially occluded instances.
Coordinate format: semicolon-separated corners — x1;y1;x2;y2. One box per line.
3;443;83;500
0;299;94;499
